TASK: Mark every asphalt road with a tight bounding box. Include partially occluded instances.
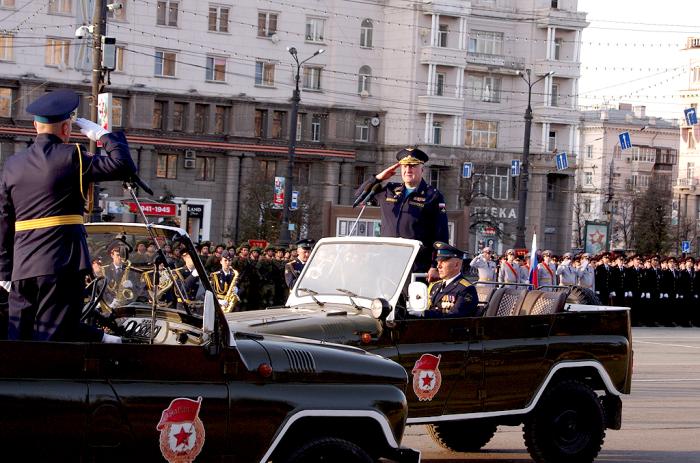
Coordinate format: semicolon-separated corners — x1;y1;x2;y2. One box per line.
403;327;700;463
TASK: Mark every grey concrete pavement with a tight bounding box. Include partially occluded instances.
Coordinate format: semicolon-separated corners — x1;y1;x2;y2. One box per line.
403;327;700;463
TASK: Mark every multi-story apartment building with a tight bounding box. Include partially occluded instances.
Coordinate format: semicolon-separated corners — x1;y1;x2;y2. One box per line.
577;104;679;252
0;0;589;252
676;37;700;254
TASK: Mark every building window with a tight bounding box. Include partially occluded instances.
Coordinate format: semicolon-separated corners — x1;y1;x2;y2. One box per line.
255;61;275;86
107;0;127;20
464;119;498;148
255;109;267;137
355;119;369;142
303;66;322;90
111;97;123;127
311;115;321;142
358;65;371;95
0;0;16;7
156;153;177;179
474;167;510;200
196;157;215;181
205;56;226;82
172;102;186;131
115;45;125;72
632;174;651;189
154;50;176;77
429;168;440;189
631;146;656;162
271;110;286;139
360;18;373;48
45;38;70;67
432;122;442;145
208;5;229;32
259;160;276;181
435;72;446;96
547;177;556;201
294;163;310;186
156;0;178;26
0;34;13;61
305;17;325;42
0;87;11;117
548;131;556;151
257;11;278;37
584;171;593;185
354;166;367;188
152;100;165;129
551;0;559;8
554;38;562;60
586;145;593;159
194;104;208;133
48;0;72;14
214;105;228;134
468;30;503;55
438;24;448;48
466;75;501;102
551;83;559;107
583;198;591;213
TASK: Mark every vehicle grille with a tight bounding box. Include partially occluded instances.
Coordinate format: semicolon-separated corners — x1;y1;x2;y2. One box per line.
284;348;316;373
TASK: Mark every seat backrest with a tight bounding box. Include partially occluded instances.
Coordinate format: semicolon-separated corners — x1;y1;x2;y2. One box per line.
518;290;567;316
476;285;495;304
484;287;528;317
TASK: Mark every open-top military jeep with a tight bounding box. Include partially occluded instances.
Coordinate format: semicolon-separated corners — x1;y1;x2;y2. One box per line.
0;225;419;463
227;237;634;463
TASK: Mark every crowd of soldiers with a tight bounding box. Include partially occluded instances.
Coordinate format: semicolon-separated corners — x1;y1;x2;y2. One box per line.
468;247;700;327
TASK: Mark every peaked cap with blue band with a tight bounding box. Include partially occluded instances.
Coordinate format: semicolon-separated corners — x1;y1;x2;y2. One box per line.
26;89;79;123
434;241;467;260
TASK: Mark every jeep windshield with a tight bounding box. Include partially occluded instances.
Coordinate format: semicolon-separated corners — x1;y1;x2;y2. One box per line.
293;238;420;305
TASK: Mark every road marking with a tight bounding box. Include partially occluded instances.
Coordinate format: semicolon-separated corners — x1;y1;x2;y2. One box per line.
634;340;700;350
633;378;700;382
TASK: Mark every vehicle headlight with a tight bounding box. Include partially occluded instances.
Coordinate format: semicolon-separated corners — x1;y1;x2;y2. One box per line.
370;298;391;320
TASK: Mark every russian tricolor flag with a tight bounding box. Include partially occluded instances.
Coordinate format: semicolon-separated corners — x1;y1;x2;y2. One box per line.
528;233;538;288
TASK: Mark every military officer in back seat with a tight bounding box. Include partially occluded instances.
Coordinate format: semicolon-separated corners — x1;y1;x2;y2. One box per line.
425;242;478;318
0;89;136;342
285;239;314;289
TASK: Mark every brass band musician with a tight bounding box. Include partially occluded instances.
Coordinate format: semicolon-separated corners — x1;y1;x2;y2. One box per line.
210;250;239;312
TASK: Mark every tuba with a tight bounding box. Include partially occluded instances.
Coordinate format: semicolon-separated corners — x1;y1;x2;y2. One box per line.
143;265;184;303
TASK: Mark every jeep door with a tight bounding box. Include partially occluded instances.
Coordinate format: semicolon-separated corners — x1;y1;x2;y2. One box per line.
0;340;89;457
84;342;230;460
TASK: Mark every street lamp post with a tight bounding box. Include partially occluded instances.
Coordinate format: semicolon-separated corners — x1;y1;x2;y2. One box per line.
514;69;554;249
278;47;324;246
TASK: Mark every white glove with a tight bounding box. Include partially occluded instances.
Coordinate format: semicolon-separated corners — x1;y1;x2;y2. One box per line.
0;280;10;292
610;291;616;297
680;294;684;299
75;117;110;142
645;292;650;299
595;291;600;295
625;291;631;298
122;280;133;289
102;333;122;344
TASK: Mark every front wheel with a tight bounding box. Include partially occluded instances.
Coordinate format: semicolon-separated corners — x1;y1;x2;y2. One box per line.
428;419;497;452
284;437;373;463
524;379;606;463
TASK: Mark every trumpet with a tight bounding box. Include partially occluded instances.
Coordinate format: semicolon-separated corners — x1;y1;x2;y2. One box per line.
213;269;240;313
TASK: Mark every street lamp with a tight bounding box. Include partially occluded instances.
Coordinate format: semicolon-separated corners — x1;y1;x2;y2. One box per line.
278;47;325;246
513;69;555;249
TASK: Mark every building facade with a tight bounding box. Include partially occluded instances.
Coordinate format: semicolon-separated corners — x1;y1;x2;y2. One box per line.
0;0;589;251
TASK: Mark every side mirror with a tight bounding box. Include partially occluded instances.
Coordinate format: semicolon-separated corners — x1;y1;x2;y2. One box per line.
407;281;428;315
203;290;216;342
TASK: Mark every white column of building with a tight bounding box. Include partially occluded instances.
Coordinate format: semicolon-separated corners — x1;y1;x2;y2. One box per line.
546;27;554;60
541;123;549;151
455;67;464;98
453;115;463;145
427;63;435;95
431;14;439;47
550;27;557;60
223;151;242;232
425;113;434;143
572;78;579;109
323;159;341;204
545;74;552;106
458;17;467;50
574;29;582;62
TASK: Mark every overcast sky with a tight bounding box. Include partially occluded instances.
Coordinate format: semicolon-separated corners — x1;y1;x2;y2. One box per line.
578;0;700;120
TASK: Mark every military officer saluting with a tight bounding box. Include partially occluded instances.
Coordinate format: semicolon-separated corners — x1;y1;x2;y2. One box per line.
556;252;578;286
425;242;478;318
0;89;136;341
537;250;557;287
469;246;497;283
285;239;313;289
498;249;521;284
356;147;448;281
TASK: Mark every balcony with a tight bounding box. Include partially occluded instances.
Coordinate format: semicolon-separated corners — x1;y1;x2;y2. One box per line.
420;0;470;17
676;178;698;191
533;105;580;124
535;8;589;29
421;46;468;67
417;95;463;116
534;59;580;79
465;53;524;72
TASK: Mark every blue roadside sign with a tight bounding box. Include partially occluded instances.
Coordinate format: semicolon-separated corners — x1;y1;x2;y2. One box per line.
290;191;299;210
685;108;698;126
462;162;473;178
682;240;691;253
555;152;568;171
511;160;520;177
619;132;632;150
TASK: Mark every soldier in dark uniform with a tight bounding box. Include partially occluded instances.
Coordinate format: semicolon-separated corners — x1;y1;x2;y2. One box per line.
594;253;613;305
425;242;477;318
285;239;314;289
624;255;645;326
0;89;136;341
273;245;289;304
355;147;448;281
232;243;259;311
257;244;279;307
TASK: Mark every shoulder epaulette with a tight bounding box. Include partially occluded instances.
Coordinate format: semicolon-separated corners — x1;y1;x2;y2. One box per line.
459;278;472;287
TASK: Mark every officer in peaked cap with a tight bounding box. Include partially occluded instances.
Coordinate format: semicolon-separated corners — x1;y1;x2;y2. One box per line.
0;88;136;342
424;242;477;318
354;147;448;280
285;238;315;289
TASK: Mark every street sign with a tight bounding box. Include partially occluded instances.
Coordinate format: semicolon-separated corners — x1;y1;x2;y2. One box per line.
290;191;299;210
682;240;691;253
619;132;632;150
248;239;268;249
511;159;520;176
685;108;698;126
462;162;473;178
555;152;568;171
124;201;177;217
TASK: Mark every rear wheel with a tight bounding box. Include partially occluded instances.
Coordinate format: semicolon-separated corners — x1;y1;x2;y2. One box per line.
285;437;373;463
566;286;601;305
428;419;497;452
524;379;606;463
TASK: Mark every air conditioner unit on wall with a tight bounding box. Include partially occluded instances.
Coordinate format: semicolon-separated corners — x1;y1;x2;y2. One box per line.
184;158;196;169
185;149;196;159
